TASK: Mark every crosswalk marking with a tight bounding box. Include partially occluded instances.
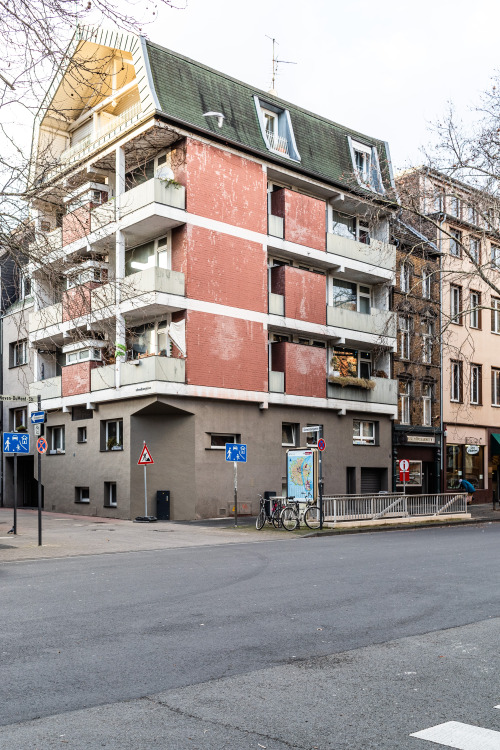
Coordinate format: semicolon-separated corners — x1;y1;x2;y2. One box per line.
411;721;500;749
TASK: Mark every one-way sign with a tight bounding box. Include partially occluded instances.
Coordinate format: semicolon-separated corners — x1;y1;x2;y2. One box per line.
30;411;47;424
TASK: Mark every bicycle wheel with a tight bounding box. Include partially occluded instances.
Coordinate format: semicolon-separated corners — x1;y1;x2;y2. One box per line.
281;506;299;531
272;508;283;529
256;509;266;530
304;505;323;530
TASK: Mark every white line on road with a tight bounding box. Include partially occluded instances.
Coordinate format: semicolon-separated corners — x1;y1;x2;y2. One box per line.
411;721;500;749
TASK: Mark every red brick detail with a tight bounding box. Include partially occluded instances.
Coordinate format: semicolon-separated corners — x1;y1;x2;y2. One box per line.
272;342;326;398
271;266;326;324
185;310;267;391
62;203;97;246
62;283;100;322
184;139;267;233
62;361;100;397
271;188;325;251
172;225;267;312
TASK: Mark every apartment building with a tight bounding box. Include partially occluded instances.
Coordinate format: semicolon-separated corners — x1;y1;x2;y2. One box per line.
391;220;441;493
398;168;500;504
4;27;399;519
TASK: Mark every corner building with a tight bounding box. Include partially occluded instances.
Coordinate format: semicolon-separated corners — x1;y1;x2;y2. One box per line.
23;27;398;519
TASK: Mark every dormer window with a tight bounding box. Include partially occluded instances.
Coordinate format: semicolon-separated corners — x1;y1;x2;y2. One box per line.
348;137;384;194
254;97;300;162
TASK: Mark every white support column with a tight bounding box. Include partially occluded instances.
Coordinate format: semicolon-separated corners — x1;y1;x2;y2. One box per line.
115;146;126;389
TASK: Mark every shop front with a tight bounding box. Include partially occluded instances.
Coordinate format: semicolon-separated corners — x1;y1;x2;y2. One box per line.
392;427;441;494
444;425;488;503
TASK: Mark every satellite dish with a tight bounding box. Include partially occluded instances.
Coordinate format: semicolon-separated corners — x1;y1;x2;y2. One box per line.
155;165;175;181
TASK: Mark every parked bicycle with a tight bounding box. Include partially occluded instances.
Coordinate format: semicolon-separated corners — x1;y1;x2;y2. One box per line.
280;498;324;531
256;494;285;529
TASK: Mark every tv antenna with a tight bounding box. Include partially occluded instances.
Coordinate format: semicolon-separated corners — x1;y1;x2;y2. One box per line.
266;36;296;94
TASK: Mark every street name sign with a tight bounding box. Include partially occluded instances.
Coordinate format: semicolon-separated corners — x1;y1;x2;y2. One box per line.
302;426;321;433
137;444;154;465
0;394;37;402
3;432;30;453
225;443;247;462
31;411;47;424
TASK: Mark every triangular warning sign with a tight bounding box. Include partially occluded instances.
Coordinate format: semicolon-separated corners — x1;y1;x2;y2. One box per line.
138;444;154;465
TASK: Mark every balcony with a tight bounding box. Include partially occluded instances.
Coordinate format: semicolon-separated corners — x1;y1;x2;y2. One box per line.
121;178;185;216
268;214;284;238
327;306;396;339
29;303;63;333
90;201;116;233
30;376;62;401
327;376;397;406
327;233;396;272
29;227;63;258
269;370;285;393
268;292;285;316
91;356;185;391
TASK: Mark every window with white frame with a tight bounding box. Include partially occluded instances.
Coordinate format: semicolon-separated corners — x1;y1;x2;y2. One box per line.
422;320;433;363
399;381;411;424
20;271;31;300
125;151;169;190
492;368;500;406
331;278;371;314
450;361;462;403
399;316;410;360
469;237;480;264
77;426;87;443
11;340;28;367
330;209;370;244
210;434;238;449
468;205;478;225
470;364;482;405
450;285;462;323
125;235;171;276
104;482;117;507
105;419;123;451
353;420;375;445
449;229;462;257
282;423;296;446
422;268;431;299
50;426;65;453
330;348;372;379
66;348;102;365
434;192;444;212
470;291;480;329
349;139;384;193
255;97;300;161
129;320;171;359
12;407;27;431
448;195;461;218
422;385;432;427
492;297;500;334
491;245;500;269
400;263;412;293
75;487;90;503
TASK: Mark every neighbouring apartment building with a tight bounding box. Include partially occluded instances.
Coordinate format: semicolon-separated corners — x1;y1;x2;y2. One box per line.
397;168;500;504
391;219;441;493
2;26;399;519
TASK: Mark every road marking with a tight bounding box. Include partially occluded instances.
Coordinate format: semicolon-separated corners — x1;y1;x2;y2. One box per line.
411;721;500;749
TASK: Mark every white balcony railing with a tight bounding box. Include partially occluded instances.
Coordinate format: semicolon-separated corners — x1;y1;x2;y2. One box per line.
326;233;396;272
268;214;284;238
60;103;142;164
327;376;397;405
268;292;285;316
30;376;62;401
91;356;185;391
29;303;63;333
269;371;285;393
266;130;290;156
326;306;396;338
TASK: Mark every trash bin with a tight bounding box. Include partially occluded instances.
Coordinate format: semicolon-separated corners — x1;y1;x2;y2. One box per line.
156;490;170;520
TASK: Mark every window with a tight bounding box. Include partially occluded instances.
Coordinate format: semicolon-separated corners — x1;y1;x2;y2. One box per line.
104;482;117;507
66;266;105;290
11;340;28;367
349;138;384;193
72;406;93;421
422;385;432;427
129;320;171;359
450;285;462;323
449;229;462;257
396;460;422;486
470;364;482;405
12;408;27;432
353;420;375;445
305;425;323;446
448;195;461;218
330;348;372;379
422;320;433;363
77;426;87;443
470;291;481;329
446;444;484;489
492;298;500;334
330;210;369;244
104;419;123;451
20;271;31;300
492;368;500;406
422;268;431;299
75;487;90;504
434;192;444;212
469;237;480;264
399;381;411;424
331;278;371;313
255;97;300;161
66;348;102;365
400;263;411;293
49;426;65;453
491;245;500;269
210;434;237;449
399;316;410;360
450;361;463;403
468;205;478;225
282;423;296;446
125;152;169;190
125;235;171;276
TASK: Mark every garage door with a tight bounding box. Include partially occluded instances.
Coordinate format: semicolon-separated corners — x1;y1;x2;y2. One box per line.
361;468;383;494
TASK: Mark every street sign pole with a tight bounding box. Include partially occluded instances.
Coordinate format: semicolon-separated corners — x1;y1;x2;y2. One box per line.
37;395;42;546
318;426;324;530
13;453;17;535
234;461;238;527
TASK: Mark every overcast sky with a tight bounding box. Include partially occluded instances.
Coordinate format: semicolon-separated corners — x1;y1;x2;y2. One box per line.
149;0;500;172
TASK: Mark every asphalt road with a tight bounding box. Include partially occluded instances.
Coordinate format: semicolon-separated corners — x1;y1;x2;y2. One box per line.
2;524;500;749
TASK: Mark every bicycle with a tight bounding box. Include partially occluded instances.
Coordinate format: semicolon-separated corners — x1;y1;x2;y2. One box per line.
255;494;285;529
280;498;324;531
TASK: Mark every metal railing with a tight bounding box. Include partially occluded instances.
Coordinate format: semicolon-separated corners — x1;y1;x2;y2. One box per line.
323;492;467;523
266;130;290;156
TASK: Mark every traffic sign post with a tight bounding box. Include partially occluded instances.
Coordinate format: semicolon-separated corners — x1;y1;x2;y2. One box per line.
36;396;43;545
399;459;410;494
225;443;247;527
135;443;156;523
3;433;30;536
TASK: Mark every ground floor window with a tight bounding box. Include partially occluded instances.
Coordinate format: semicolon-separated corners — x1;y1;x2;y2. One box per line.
104;420;123;451
75;487;90;503
49;426;65;453
104;482;117;507
353;420;375;445
446;444;484;489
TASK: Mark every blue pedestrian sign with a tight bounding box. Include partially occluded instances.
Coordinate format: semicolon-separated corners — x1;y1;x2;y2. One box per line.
30;411;47;424
3;432;30;453
225;443;247;462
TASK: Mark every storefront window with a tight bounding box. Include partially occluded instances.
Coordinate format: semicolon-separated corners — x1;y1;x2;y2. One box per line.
397;460;422;486
446;444;484;489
